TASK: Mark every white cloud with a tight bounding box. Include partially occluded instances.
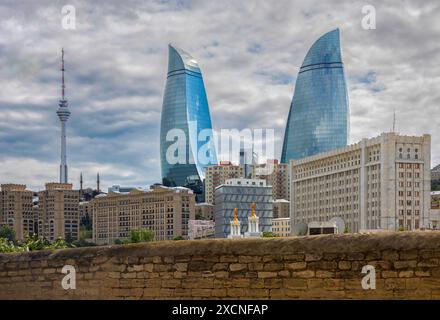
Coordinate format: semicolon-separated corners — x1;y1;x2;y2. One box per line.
0;0;439;191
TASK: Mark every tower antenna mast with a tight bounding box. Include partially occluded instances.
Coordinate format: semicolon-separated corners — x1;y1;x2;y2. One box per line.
57;48;71;183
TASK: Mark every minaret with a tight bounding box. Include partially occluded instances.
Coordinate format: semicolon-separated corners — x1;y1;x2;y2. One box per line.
56;48;71;184
97;172;100;192
80;172;83;198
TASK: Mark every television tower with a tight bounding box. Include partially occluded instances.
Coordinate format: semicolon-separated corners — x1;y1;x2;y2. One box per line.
57;48;71;183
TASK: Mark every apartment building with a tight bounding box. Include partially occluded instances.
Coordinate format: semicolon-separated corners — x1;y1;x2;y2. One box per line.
204;161;244;204
195;203;214;220
253;159;290;201
38;183;80;241
272;217;291;237
290;133;431;233
0;184;35;240
91;185;195;245
273;199;290;218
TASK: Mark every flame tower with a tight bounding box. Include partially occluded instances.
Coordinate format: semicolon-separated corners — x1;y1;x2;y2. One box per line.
57;48;71;183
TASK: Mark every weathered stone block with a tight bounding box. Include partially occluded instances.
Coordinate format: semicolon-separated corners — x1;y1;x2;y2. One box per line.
381;271;398;278
292;270;315;278
248;263;264;271
219;255;238;263
214;271;229;279
286;262;306;270
305;253;322;262
283;279;308;289
212;263;228;271
315;270;334;278
257;271;278;279
278;270;290;278
382;250;399;261
229;263;247;272
263;263;283;271
173;263;188;272
398;271;414;278
182;278;213;289
238;256;261;263
393;260;417;269
188;261;212;272
161;279;181;288
231;278;250;288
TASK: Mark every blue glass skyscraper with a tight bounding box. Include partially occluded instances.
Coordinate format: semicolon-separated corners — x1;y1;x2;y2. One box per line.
281;29;349;163
160;44;217;200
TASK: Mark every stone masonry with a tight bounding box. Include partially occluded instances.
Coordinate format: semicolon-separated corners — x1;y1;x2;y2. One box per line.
1;232;440;299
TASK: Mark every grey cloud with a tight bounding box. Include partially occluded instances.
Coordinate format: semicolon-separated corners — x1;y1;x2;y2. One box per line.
0;0;439;190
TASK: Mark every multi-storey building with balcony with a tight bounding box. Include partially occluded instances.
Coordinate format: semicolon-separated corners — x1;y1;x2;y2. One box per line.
204;161;244;205
252;159;290;201
37;183;80;241
290;133;431;233
0;184;35;240
91;185;195;245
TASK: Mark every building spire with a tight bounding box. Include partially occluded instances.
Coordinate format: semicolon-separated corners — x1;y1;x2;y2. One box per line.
97;172;100;192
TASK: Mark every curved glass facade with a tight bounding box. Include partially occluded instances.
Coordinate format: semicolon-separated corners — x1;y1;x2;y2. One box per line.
281;29;349;163
160;45;217;200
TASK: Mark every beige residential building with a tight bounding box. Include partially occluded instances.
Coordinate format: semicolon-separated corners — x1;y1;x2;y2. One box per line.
204;161;244;204
195;203;214;220
38;183;80;241
273;199;290;218
253;159;290;201
91;185;195;245
272;218;291;237
290;133;431;233
0;184;35;240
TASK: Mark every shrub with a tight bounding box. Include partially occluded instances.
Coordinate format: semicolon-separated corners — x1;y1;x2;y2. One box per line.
262;232;276;238
0;234;75;253
129;229;154;243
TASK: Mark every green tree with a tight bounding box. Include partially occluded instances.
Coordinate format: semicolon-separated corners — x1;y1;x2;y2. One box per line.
129;228;154;243
0;225;16;242
262;232;276;238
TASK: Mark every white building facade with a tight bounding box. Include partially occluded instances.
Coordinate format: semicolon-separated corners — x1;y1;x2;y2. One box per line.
290;133;431;233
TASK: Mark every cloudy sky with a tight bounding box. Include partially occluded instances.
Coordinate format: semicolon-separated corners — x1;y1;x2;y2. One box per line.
0;0;439;191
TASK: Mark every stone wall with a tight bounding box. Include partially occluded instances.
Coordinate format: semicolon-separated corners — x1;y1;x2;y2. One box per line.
1;232;440;299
